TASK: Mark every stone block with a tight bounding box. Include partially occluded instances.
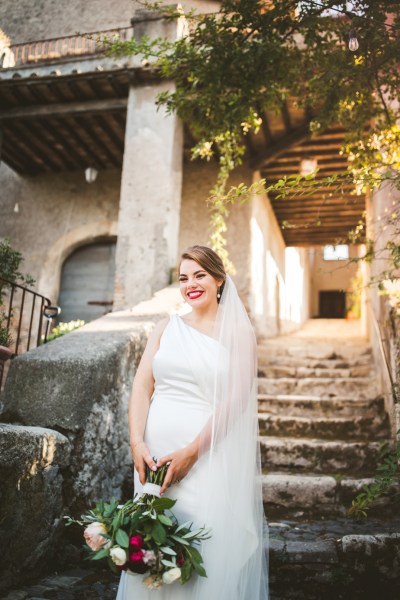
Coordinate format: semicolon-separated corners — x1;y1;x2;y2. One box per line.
0;424;70;592
260;436;381;475
263;474;337;509
340;533;400;579
283;540;339;564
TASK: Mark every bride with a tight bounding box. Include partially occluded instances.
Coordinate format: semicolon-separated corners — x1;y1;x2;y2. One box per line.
116;245;269;600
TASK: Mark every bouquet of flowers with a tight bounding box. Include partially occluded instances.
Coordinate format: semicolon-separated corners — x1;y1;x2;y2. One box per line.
65;463;211;590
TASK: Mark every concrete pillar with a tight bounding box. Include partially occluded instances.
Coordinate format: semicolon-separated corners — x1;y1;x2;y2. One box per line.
114;11;184;309
114;83;183;309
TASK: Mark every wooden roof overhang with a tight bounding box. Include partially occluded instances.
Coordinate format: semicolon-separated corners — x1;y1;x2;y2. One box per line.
243;99;366;246
0;63;161;175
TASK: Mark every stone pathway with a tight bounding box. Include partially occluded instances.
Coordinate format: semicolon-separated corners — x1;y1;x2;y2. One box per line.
1;569;119;600
259;319;400;598
3;319;399;600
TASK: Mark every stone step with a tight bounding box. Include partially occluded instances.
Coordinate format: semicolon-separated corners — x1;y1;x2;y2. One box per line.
268;518;400;599
258;364;372;379
258;394;386;418
261;473;395;518
258;343;372;362
260;436;382;475
258;413;389;441
258;354;372;370
258;376;377;397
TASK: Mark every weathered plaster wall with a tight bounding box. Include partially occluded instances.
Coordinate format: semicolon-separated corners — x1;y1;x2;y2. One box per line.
0;1;220;44
309;245;360;317
367;183;400;434
179;160;253;302
0;284;182;590
0;163;120;302
248;176;310;338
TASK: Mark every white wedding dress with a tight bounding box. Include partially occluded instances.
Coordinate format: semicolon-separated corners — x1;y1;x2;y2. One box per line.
116;314;218;600
116;302;268;600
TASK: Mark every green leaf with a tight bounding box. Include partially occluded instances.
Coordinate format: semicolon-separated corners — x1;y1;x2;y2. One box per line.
159;546;176;555
170;535;190;546
193;562;207;577
152;521;167;545
158;514;173;527
175;520;193;533
152;497;176;511
185;546;202;563
116;528;130;548
180;560;192;583
161;559;176;568
92;548;109;560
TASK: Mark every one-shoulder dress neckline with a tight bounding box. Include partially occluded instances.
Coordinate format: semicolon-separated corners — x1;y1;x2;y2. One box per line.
174;313;218;342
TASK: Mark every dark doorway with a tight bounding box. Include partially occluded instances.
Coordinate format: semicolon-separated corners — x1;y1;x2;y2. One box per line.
319;290;346;318
58;241;116;324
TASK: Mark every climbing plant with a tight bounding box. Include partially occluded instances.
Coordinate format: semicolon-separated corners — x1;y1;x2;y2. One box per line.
0;239;35;347
105;0;400;262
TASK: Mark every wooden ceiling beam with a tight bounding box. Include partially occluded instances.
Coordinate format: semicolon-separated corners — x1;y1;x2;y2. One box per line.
64;115;106;169
93;114;124;156
0;97;128;121
47;117;94;169
252;122;311;170
75;115;120;168
3;125;52;173
32;118;80;170
273;210;364;218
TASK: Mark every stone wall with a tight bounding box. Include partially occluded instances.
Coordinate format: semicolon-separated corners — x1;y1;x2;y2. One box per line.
366;183;400;434
0;163;120;302
0;284;182;591
179;160;253;301
0;1;220;44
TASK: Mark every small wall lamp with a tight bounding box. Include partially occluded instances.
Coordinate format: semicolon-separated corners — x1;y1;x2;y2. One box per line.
85;167;98;183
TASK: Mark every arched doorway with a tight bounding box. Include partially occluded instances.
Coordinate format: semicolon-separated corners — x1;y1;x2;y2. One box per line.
58;240;116;323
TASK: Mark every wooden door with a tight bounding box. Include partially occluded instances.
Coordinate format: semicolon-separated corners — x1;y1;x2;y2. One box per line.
319;290;346;318
58;241;116;323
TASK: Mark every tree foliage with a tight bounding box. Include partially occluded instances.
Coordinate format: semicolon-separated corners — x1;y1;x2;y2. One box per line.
106;0;400;259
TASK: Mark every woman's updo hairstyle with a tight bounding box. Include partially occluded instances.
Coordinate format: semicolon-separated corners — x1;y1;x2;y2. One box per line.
180;245;227;303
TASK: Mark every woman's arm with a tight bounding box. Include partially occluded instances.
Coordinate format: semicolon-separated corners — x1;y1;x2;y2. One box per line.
129;317;169;485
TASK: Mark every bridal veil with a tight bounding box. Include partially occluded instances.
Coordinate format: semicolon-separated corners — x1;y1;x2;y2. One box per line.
180;275;269;600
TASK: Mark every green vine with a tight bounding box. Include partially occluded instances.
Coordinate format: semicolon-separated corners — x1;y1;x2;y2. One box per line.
348;431;400;519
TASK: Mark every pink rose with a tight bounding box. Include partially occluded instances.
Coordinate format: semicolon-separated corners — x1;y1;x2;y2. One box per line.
129;534;143;551
142;550;156;566
83;522;108;551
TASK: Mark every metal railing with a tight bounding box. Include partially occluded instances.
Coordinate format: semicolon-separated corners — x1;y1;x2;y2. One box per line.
4;26;134;68
0;277;60;391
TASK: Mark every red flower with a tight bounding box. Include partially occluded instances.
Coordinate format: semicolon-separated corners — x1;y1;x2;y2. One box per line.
177;556;185;567
128;550;147;574
129;550;144;563
129;534;144;551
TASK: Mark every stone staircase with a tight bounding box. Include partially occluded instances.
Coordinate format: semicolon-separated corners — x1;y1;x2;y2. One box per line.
259;324;400;599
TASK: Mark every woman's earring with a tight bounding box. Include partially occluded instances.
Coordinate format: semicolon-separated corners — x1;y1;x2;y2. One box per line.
217;288;221;299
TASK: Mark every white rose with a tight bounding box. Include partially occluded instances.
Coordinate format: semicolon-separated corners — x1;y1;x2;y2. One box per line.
110;546;127;566
162;567;182;585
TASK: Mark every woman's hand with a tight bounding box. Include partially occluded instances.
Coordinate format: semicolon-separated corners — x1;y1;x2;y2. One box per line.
131;440;158;485
157;443;198;496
